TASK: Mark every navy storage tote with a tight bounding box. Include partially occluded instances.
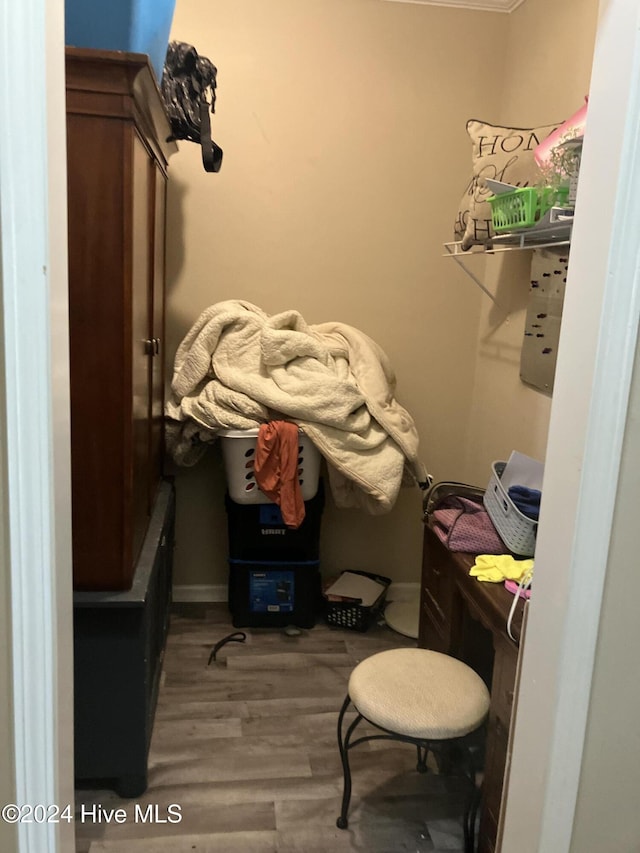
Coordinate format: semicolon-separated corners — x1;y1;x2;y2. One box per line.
228;560;322;630
65;0;176;81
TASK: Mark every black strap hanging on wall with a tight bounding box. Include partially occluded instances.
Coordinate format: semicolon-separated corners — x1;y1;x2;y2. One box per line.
161;40;223;173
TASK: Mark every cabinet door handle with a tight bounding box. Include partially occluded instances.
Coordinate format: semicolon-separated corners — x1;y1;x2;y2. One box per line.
144;338;154;355
154;337;161;355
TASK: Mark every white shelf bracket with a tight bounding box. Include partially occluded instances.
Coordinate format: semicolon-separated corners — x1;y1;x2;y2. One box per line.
444;242;506;311
443;217;572;312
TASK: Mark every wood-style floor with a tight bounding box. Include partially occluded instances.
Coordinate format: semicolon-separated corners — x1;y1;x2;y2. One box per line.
75;602;469;852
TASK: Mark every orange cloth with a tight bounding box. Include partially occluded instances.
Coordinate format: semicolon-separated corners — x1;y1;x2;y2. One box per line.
254;421;306;528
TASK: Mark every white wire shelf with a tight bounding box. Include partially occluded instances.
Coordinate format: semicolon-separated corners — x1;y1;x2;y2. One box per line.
443;216;573;257
442;214;573;308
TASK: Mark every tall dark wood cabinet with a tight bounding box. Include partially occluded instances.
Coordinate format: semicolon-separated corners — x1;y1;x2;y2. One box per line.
65;48;177;591
67;48;178;797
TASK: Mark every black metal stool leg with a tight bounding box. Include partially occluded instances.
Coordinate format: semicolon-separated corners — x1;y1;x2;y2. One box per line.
336;695;363;830
461;743;481;853
463;783;481;853
336;697;484;845
416;744;428;773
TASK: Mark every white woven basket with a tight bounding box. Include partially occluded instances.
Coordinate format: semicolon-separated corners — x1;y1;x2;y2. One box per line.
483;461;537;557
219;427;321;505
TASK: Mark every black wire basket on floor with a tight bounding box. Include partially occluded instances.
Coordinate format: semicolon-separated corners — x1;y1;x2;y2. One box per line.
323;570;391;632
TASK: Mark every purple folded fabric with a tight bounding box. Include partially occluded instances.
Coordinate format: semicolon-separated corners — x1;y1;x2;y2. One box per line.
431;495;508;554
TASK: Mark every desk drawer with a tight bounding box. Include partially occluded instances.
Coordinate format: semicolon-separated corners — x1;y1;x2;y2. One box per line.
421;528;454;625
420;598;450;654
479;638;519;852
491;637;519;726
482;714;510;826
477;804;498;853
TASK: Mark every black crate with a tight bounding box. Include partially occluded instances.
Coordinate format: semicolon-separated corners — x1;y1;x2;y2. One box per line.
228;559;322;629
225;480;324;562
324;570;392;632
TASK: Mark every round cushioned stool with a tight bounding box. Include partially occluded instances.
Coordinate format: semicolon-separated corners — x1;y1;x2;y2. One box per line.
336;648;490;852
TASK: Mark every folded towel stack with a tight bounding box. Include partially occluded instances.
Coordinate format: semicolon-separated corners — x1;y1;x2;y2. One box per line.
507;485;541;521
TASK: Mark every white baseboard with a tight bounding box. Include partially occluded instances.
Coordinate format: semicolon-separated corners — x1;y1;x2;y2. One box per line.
172;581;419;604
172;584;228;602
385;582;420;602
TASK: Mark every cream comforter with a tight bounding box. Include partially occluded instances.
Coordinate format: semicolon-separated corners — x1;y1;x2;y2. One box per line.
166;300;429;513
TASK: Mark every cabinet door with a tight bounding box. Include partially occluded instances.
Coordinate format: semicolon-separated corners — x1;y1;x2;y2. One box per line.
130;132;154;567
149;166;167;495
66;50;175;592
67;112;128;590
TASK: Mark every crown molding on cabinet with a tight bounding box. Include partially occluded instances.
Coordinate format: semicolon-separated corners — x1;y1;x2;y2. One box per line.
381;0;525;11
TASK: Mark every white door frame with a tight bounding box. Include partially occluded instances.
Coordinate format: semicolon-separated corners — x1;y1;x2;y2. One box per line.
0;0;75;852
502;1;640;850
1;2;638;853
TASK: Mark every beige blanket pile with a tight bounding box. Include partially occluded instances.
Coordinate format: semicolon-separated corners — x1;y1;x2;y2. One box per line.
166;300;429;513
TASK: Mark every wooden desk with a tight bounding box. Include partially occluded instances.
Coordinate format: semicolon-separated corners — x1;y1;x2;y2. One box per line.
419;523;526;853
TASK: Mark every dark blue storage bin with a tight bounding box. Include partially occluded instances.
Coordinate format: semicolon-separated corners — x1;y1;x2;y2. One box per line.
65;0;176;82
225;480;324;562
228;559;322;629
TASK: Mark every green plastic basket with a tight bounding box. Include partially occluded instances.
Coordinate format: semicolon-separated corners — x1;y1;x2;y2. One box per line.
488;186;569;233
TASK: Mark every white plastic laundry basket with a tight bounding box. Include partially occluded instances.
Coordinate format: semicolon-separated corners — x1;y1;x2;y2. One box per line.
219;427;321;504
483;461;537;557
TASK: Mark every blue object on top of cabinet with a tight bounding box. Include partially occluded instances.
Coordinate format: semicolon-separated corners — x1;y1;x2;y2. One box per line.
65;0;176;83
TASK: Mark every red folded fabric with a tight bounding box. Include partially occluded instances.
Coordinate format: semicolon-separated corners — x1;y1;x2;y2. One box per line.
254;421;305;528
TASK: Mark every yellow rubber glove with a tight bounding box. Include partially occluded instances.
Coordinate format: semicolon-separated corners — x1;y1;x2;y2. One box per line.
469;554;534;583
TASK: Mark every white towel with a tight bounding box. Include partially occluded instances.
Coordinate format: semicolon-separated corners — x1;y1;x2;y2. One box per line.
166;300;428;513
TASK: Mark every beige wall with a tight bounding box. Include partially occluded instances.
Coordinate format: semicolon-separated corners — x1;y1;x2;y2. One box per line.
462;0;599;485
166;0;508;586
165;0;598;588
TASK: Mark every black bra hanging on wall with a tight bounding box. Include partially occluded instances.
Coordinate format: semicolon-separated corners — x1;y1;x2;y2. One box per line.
161;40;223;173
